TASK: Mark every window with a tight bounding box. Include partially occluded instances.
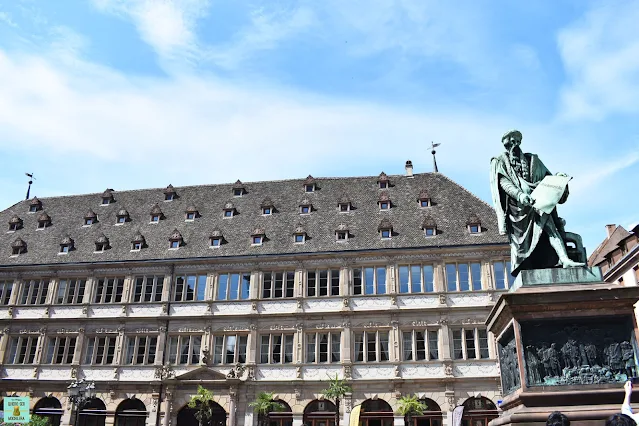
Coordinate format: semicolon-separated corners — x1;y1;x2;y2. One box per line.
307;269;340;297
165;193;174;201
151;215;160;223
133;275;164;302
30;205;39;212
353;267;386;295
117;215;127;224
233;188;243;197
493;261;514;290
173;274;207;302
56;279;86;304
469;224;480;234
95;242;107;252
9;223;19;231
45;336;77;364
294;234;305;243
124;335;157;365
185;212;196;220
210;237;222;247
12;246;23;256
339;203;350;212
212;334;248;364
84;336;117;365
132;242;143;251
398;265;435;293
37;220;48;229
260;334;294;364
252;236;263;245
305;184;315;193
224;209;234;218
168;335;202;365
262;271;295;298
217;272;250;300
6;336;38;364
425;227;436;237
420;199;430;208
60;245;71;254
94;277;125;303
379;181;388;189
262;207;272;215
379;202;390;210
169;240;180;249
0;280;13;305
452;328;489;360
354;331;389;362
19;279;50;305
403;330;439;361
101;197;111;205
336;231;349;241
300;205;311;214
446;263;483;291
306;332;341;363
381;229;391;239
84;218;94;226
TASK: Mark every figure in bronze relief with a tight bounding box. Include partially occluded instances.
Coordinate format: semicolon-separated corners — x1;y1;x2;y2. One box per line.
525;345;542;385
546;343;562;377
622;341;636;378
562;339;582;369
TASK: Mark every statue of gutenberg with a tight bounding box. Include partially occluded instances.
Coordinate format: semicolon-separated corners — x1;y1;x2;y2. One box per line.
490;130;585;276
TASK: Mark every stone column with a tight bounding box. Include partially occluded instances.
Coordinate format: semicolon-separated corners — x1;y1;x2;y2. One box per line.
482;261;494;291
247;324;258;364
390;320;400;362
83;276;96;305
292;414;303;426
244;387;256;426
439;320;452;361
0;327;10;363
114;325;126;365
122;275;134;304
155;326;168;365
208;272;217;300
34;327;47;364
162;388;173;426
72;328;85;364
250;271;260;299
388;264;396;294
342;320;352;363
340;266;350;296
229;387;238;426
9;277;21;304
434;262;445;292
295;322;304;365
46;278;57;304
161;275;172;302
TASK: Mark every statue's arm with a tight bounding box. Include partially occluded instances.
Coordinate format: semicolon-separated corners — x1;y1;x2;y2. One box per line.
499;176;521;200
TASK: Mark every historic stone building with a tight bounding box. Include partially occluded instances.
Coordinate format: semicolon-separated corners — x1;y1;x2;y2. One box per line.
0;164;513;426
588;223;639;285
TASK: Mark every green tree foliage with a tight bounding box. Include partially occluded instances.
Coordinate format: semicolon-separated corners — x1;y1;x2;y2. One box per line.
249;392;285;426
187;386;216;426
321;375;352;426
397;395;427;426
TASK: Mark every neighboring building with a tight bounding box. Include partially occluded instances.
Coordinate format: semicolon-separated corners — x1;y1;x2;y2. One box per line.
588;223;639;285
0;163;514;426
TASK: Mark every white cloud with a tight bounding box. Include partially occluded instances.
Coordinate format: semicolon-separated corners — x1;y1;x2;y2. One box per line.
91;0;209;63
0;11;18;28
557;1;639;120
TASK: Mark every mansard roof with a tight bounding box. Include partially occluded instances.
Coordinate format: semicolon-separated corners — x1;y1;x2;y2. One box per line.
0;172;505;265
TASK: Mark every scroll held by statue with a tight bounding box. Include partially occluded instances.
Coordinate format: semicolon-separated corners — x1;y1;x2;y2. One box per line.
531;175;572;215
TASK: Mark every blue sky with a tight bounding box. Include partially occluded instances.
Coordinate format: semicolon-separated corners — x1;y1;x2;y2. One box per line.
0;0;638;254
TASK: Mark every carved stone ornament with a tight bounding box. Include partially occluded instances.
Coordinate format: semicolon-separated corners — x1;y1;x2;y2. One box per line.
343;298;350;308
295;388;302;400
71;367;78;379
390;295;397;305
438;317;449;326
251;302;257;311
444;361;454;377
447;395;456;411
154;365;175;380
343;365;352;379
296;366;302;378
439;294;447;305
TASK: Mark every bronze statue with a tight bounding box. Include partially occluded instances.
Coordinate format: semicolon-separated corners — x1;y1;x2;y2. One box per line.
490;130;586;276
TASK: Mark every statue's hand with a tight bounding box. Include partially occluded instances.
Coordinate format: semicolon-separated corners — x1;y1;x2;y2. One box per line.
518;192;534;206
556;172;569;177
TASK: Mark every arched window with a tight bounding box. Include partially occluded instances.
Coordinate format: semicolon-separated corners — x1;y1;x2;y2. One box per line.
265;400;292;426
407;399;442;426
304;400;338;426
79;398;107;426
177;400;227;426
461;397;498;426
34;396;63;426
360;399;393;426
115;398;147;426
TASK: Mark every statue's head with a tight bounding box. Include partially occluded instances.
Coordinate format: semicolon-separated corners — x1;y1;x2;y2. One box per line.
502;130;522;151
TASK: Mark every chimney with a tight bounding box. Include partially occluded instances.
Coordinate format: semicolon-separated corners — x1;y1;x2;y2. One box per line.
606;224;616;238
405;160;414;177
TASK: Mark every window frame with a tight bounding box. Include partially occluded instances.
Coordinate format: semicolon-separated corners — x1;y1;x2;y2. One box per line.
233;188;244;197
29;205;39;212
19;279;50;305
165;193;174;201
210;237;222;248
336;231;348;241
353;330;390;363
493;261;514;290
7;335;38;364
259;333;295;364
339;203;351;212
398;264;435;294
379;201;390;211
216;272;251;300
116;215;127;224
379;181;388;189
306;331;341;364
84;335;118;365
445;262;483;292
124;335;158;365
93;277;125;304
132;275;165;303
380;229;391;239
352;267;387;295
306;269;340;297
223;209;234;218
300;205;311;215
84;218;95;226
169;240;180;249
0;280;13;305
11;246;23;256
185;212;196;221
212;334;248;365
150;214;160;223
173;274;207;302
452;328;490;360
168;334;202;365
252;236;263;246
424;227;436;237
420;199;431;208
294;234;305;244
305;184;315;193
262;271;295;299
101;198;111;206
45;336;77;365
55;278;86;304
469;224;481;234
262;207;272;216
131;242;143;251
402;329;439;361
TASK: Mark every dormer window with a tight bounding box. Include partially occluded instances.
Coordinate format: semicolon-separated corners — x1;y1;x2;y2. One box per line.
163;184;177;201
378;192;391;211
338;203;349;212
209;229;224;248
467;214;482;234
305;184;315;193
168;229;183;249
293;224;307;244
101;189;114;205
378;218;393;239
84;210;98;226
223;202;236;218
116;209;129;224
422;216;437;237
233;180;246;197
303;175;317;193
380;202;389;210
150;204;164;223
299;199;312;215
37;212;51;229
224;210;233;218
94;234;110;252
251;228;265;246
131;232;146;251
11;238;26;256
185;206;199;221
186;212;195;220
338;194;352;212
377;172;390;189
28;197;42;212
59;236;74;254
335;224;349;242
420;199;430;208
8;216;23;232
210;237;222;247
418;189;431;207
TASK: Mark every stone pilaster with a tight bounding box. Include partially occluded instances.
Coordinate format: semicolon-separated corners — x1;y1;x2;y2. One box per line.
247;323;258;364
0;326;10;363
342;318;352;363
207;272;217;300
434;262;445;292
249;271;260;299
439;318;452;361
114;324;126;365
229;387;238;426
9;278;20;304
161;275;172;302
155;325;167;365
340;266;350;296
72;327;85;365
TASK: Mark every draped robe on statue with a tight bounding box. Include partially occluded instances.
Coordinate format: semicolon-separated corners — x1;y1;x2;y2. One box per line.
490;152;568;276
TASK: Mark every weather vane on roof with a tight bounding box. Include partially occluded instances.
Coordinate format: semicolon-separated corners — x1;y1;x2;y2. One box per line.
25;173;35;200
430;142;441;173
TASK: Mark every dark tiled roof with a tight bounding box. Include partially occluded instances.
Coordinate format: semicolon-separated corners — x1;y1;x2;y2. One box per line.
163;184;176;194
8;215;22;225
0;173;506;266
589;225;633;265
421;216;437;228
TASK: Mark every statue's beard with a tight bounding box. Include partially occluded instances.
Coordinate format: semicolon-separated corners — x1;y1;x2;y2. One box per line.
510;145;522;158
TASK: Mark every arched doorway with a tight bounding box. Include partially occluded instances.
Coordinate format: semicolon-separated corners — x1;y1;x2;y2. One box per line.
177;400;227;426
78;398;107;426
461;397;498;426
261;400;292;426
304;400;337;426
360;399;393;426
34;396;63;426
115;398;147;426
407;399;442;426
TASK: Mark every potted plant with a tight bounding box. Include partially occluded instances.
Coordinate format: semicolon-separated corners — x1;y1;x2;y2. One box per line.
188;386;216;426
397;395;427;426
249;392;285;426
321;374;353;426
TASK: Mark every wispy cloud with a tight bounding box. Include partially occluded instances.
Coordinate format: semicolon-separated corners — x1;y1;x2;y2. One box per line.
0;10;18;28
557;0;639;120
570;150;639;194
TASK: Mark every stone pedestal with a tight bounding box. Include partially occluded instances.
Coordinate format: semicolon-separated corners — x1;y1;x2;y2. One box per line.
486;267;639;426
